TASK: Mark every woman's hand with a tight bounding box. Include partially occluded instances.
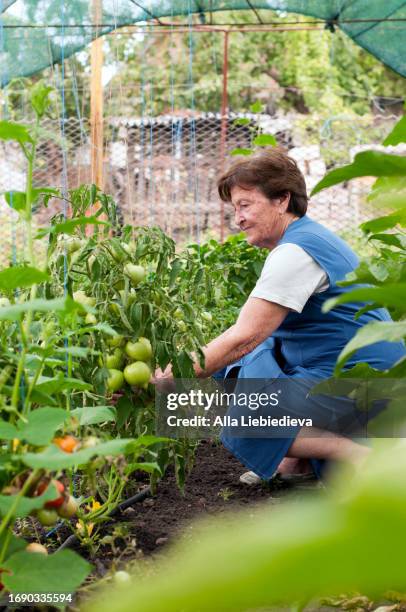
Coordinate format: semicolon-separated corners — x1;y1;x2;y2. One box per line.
151;364;175;392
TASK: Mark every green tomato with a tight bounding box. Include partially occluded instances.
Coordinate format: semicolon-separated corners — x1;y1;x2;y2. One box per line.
128;289;137;305
123;361;151;387
57;496;78;519
107;334;125;348
177;320;187;332
36;508;59;526
109;302;120;315
173;307;183;320
85;313;97;325
73;290;96;308
123;263;146;286
69;251;81;266
125;339;152;362
139;336;152;353
0;297;11;308
105;348;124;369
61;235;83;254
88;253;97;271
106;368;124;392
81;436;99;449
121;242;132;256
119;289;137;305
114;571;131;585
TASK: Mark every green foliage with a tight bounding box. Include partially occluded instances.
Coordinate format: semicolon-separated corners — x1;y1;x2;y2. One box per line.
0;121;33;145
310;113;406;379
0;266;50;291
3;408;67;445
186;233;267;333
85;442;406;612
102;12;404;117
0;484;64;518
22;439;135;470
312;151;406;195
3;549;90;595
334;322;406;373
0;81;208;593
383;114;406;146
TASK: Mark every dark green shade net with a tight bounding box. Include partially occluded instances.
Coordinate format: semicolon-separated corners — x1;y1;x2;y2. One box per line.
0;1;405;86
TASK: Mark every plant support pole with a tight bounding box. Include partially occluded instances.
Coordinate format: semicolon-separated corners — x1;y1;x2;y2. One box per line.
219;30;229;243
90;0;104;191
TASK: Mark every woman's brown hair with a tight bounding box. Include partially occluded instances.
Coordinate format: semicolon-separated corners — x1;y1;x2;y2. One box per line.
218;148;308;217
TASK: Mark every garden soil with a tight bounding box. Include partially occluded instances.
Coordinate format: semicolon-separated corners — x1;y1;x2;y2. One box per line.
87;440;322;569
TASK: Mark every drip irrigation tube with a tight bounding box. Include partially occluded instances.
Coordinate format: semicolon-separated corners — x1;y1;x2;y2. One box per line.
55;486;152;552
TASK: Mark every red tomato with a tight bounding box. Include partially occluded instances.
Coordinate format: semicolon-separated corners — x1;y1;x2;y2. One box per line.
36;479;65;508
53;435;79;453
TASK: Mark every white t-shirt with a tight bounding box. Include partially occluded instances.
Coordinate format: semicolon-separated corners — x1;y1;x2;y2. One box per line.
250;243;329;313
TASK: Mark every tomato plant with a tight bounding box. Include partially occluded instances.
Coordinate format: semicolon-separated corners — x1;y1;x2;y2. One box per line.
0;80;220;597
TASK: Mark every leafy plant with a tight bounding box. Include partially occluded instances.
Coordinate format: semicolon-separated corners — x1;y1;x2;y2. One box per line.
0;80;218;593
311;112;406;377
231;101;277;157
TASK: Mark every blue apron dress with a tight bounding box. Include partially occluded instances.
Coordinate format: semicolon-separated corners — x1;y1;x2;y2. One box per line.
219;216;406;480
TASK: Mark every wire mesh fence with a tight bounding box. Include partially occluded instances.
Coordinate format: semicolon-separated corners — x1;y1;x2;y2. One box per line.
0;108;399;263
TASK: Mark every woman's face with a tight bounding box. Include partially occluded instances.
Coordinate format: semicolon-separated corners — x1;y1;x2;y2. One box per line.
230;185;289;249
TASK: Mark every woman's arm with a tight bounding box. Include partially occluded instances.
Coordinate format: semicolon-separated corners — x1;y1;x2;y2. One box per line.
194;297;289;377
153;298;289;383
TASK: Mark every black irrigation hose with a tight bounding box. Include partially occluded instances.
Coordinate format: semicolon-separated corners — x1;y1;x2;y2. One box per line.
55;486;152;552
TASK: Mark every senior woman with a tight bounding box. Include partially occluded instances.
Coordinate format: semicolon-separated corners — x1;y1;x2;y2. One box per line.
154;148;405;483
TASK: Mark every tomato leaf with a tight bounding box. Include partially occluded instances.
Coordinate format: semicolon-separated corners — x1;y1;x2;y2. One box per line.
0;121;33;144
126;462;162;476
2;549;91;596
322;284;406;314
125;435;171;454
252;134;277;146
230;147;253;156
53;345;91;358
383;114;406;145
30;81;54;118
0;530;26;561
70;406;116;426
311;151;406;195
49;215;110;235
0;266;50;291
22;439;135;469
0;297;76;321
250;101;263;113
33;375;92;395
0;483;62;518
0;421;18;440
335;321;406;373
360;210;406;234
368;233;406;249
3;191;26;213
233;118;251;126
16;408;67;445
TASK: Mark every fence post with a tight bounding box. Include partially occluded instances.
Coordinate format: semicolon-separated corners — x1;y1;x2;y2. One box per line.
219;30;229;243
90;0;104;191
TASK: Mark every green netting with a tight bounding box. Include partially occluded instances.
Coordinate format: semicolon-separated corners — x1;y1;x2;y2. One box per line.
0;0;405;86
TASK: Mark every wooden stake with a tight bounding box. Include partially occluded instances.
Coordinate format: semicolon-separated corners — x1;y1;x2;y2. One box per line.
90;0;104;190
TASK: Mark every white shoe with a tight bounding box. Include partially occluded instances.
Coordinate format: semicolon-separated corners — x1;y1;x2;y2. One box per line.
239;470;262;485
